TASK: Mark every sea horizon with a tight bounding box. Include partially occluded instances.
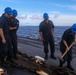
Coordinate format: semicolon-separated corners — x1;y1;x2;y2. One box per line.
17;26;71;44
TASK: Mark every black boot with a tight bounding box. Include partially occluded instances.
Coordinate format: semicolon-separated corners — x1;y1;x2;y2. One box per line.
7;57;14;63
58;61;63;67
67;65;74;71
45;54;48;60
67;64;74;71
14;55;18;60
67;61;74;71
50;54;56;59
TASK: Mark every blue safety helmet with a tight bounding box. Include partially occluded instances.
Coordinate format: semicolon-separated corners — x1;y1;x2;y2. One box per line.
71;23;76;33
4;7;12;15
12;9;18;16
43;13;49;19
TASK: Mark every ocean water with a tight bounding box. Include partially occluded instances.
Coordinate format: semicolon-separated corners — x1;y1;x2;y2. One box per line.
17;26;70;44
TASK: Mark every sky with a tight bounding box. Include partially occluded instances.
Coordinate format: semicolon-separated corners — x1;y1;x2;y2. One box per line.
0;0;76;26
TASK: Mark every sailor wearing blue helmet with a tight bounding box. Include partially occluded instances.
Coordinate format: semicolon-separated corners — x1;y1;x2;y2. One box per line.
4;7;13;16
71;23;76;33
59;23;76;71
9;9;19;59
0;7;14;63
39;13;56;60
43;13;49;19
12;9;18;17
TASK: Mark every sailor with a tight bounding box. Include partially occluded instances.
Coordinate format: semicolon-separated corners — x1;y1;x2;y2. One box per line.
9;9;19;59
39;13;56;60
59;23;76;71
0;7;14;63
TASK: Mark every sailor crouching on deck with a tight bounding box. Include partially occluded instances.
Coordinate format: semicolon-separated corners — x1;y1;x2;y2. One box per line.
59;23;76;71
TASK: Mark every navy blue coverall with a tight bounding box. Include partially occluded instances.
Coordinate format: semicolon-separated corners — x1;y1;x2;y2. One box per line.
0;14;13;61
39;20;55;56
59;28;75;67
9;18;19;57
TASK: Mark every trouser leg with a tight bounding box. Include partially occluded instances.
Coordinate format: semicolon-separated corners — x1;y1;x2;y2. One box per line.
7;38;14;58
0;41;7;61
67;49;72;66
43;41;49;59
67;50;74;70
49;39;56;59
43;41;48;54
59;44;67;67
6;38;15;63
59;57;66;67
49;39;55;56
12;37;17;56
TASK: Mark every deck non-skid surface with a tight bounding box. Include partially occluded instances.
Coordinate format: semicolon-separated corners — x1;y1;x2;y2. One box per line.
0;37;76;75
